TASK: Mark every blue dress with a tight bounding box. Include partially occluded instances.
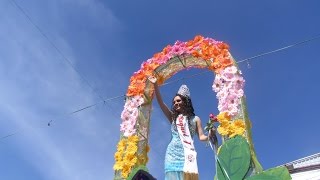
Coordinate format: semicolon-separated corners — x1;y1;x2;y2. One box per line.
164;116;198;179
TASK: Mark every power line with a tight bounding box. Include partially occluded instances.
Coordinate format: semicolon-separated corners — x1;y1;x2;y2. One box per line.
3;3;320;140
1;133;18;140
8;0;126;131
51;94;125;124
1;33;319;140
164;33;320;86
1;95;125;141
38;32;320;112
237;34;320;63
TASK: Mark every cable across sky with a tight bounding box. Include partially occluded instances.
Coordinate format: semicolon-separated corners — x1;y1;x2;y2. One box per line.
1;33;319;141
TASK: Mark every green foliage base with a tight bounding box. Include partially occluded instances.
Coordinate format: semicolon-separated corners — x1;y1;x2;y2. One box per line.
245;167;291;180
217;136;251;180
215;136;291;180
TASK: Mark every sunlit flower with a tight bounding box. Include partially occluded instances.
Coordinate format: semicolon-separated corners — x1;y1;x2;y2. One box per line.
128;135;139;142
217;112;231;122
217;122;230;136
113;162;122;170
233;119;246;136
118;35;248;178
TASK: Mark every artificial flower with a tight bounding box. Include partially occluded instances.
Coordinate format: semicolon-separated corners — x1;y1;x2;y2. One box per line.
113;135;141;179
117;35;248;178
216;112;231;123
217;122;230;136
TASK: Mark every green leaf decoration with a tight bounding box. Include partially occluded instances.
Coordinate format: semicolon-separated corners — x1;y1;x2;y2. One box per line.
245;167;291;180
217;136;251;180
126;165;149;180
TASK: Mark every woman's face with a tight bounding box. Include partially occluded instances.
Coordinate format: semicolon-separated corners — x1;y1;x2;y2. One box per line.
173;96;184;112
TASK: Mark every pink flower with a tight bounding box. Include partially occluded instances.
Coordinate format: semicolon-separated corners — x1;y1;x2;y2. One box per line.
171;46;185;55
233;76;245;90
224;66;237;74
119;95;144;137
209;113;218;122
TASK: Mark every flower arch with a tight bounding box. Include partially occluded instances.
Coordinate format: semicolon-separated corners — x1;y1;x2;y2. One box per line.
113;35;290;179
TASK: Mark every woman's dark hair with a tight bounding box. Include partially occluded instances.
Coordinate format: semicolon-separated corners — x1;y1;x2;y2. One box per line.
171;94;195;121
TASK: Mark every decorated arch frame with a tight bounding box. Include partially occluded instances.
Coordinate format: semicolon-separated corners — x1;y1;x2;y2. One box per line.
113;35;291;180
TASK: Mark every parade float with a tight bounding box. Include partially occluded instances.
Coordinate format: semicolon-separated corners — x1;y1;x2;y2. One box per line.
113;35;291;180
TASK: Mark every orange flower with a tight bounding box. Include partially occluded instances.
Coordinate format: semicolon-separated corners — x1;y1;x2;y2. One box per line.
213;48;220;56
127;82;146;96
191;50;201;58
193;35;204;44
220;57;232;67
186;35;204;50
126;35;232;97
153;52;162;59
186;40;195;48
218;42;229;50
162;45;172;55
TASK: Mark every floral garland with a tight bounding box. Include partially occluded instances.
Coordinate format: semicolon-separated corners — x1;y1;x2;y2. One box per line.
210;65;246;138
216;112;245;138
126;35;232;97
120;96;144;137
113;135;148;178
115;35;247;179
213;65;245;117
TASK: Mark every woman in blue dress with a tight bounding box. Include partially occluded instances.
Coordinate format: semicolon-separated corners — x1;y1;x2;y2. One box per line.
148;76;215;180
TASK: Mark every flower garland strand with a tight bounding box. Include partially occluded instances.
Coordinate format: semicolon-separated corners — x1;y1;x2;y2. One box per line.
120;96;144;137
215;112;246;138
115;35;248;179
113;135;142;179
211;65;246;138
212;65;245;117
126;35;232;97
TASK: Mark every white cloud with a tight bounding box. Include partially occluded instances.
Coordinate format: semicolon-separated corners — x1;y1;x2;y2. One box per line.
0;0;123;179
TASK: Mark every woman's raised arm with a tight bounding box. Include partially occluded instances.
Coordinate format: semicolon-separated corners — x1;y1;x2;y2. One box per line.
148;76;173;123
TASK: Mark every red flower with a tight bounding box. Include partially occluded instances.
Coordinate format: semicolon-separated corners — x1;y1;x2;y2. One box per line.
209;113;218;122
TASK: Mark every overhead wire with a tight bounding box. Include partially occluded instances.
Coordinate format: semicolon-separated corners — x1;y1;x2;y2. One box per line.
1;0;124;140
1;33;320;140
163;33;320;86
9;0;125;124
5;0;319;175
237;34;320;63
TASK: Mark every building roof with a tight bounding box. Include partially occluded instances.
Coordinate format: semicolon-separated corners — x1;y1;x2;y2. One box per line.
286;153;320;169
282;153;320;180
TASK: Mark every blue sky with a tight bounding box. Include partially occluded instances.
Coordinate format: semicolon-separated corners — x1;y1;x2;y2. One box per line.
0;0;319;179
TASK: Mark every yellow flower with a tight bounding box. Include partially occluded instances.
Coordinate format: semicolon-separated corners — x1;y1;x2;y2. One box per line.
113;162;122;170
123;153;134;161
233;119;245;136
114;151;123;161
126;145;138;154
228;123;238;138
234;119;245;128
129;157;138;166
128;135;139;142
217;122;230;136
217;112;231;123
121;169;129;178
117;143;126;152
113;135;141;178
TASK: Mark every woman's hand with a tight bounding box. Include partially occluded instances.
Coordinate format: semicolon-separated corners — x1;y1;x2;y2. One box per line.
208;126;217;138
148;76;157;84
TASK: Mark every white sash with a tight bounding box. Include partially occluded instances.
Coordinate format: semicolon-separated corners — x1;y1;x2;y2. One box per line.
176;115;198;173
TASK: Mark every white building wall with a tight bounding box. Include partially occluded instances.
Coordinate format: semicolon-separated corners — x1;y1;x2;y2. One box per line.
291;169;320;180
